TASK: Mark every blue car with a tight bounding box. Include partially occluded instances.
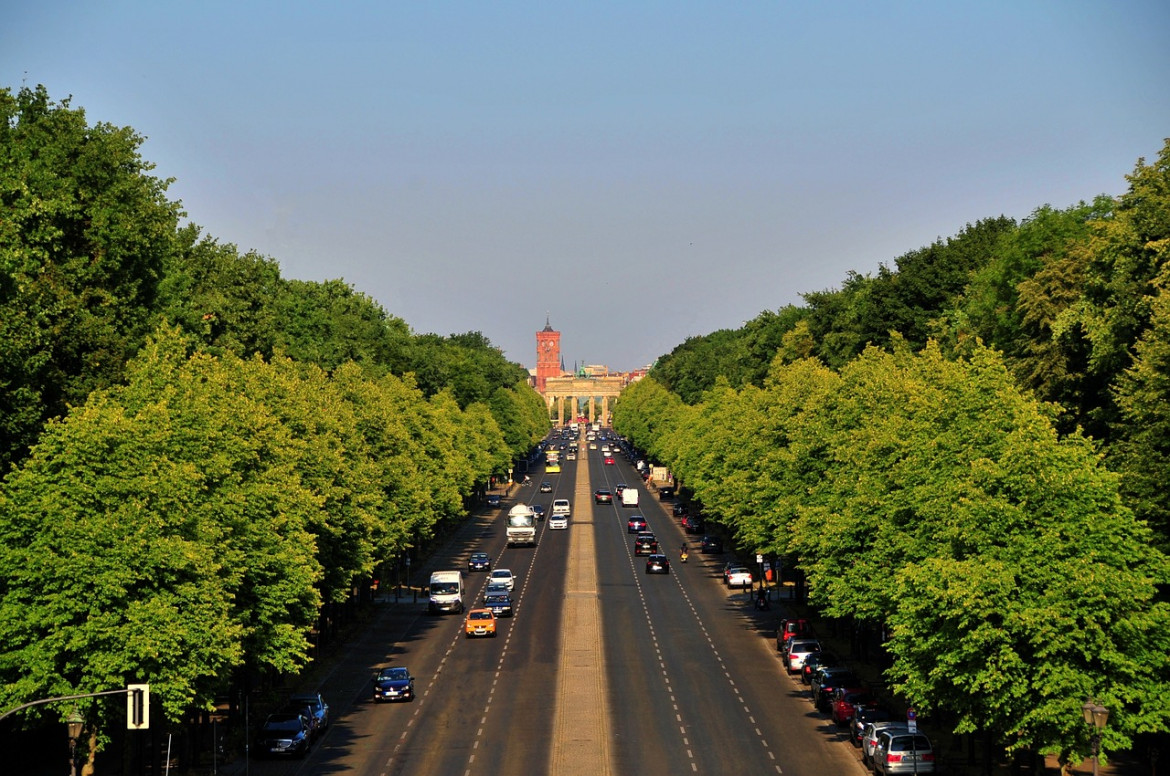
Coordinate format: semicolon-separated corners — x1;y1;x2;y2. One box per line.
484;592;514;618
467;552;491;572
373;666;415;702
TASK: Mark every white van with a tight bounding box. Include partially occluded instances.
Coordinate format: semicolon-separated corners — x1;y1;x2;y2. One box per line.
428;571;464;614
621;488;639;508
552;499;571;517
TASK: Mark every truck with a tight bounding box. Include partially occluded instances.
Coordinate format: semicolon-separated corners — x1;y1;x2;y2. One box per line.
506;504;537;547
621;488;640;508
428;571;464;614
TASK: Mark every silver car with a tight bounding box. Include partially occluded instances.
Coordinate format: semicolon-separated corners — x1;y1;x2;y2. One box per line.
862;722;910;767
784;638;821;673
873;730;935;774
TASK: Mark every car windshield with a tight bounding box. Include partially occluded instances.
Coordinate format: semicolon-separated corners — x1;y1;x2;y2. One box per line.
264;716;304;732
889;735;932;752
430;582;459;595
380;668;409;681
469;611;492;620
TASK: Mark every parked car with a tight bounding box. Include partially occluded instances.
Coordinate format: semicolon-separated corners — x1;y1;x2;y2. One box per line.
700;535;723;553
862;721;911;767
801;651;840;685
672;503;687;516
372;667;415;703
776;618;813;648
645;554;671;574
725;566;753;588
283;692;329;739
811;666;860;712
658;486;676;500
873;730;936;774
486;494;501;508
852;706;894;748
256;712;312;758
683;515;704;533
783;638;821;673
831;687;876;727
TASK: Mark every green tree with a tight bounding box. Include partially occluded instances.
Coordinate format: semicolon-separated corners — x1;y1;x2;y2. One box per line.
0;85;183;468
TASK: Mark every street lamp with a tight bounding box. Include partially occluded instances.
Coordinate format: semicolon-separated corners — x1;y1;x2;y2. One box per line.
66;708;83;776
1081;700;1109;776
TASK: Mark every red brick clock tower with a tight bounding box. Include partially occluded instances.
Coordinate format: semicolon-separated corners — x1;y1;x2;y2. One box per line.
535;316;561;393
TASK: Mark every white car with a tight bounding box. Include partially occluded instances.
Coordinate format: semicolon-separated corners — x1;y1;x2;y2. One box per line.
549;515;568;530
489;569;515;591
725;567;753;588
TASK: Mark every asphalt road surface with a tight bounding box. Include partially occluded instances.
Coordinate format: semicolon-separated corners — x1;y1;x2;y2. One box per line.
245;433;864;776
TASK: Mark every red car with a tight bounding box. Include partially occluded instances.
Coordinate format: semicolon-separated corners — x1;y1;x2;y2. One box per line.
832;688;876;727
604;456;615;465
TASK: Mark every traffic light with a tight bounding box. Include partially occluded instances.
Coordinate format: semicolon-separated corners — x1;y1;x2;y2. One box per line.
127;684;150;730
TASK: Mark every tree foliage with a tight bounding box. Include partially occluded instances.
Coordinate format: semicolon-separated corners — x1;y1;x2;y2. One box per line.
0;85;183;469
615;341;1170;764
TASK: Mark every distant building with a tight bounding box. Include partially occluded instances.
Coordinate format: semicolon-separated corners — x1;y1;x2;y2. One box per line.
534;317;562;393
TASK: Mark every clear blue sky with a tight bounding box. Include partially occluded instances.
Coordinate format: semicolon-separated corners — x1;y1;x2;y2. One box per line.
5;1;1169;372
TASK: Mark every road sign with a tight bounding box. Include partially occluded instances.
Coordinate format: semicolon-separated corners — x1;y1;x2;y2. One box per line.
907;707;917;733
756;554;764;565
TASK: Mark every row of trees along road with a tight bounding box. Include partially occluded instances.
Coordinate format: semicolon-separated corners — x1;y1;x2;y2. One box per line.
0;84;549;769
614;140;1170;771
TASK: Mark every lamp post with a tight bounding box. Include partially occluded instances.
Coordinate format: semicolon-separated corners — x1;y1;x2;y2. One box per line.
66;709;83;776
1081;700;1109;776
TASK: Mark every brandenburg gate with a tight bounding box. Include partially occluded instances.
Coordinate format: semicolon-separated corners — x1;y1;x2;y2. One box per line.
541;375;625;427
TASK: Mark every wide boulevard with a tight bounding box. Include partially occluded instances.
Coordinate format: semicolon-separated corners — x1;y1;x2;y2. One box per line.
246;432;864;775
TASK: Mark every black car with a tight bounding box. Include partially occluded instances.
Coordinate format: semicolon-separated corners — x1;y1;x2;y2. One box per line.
852;705;893;747
700;535;723;553
645;553;670;574
672;503;686;516
486;494;501;508
539;481;553;493
812;666;861;712
594;489;613;504
634;533;658;555
801;651;841;685
373;666;415;702
467;551;491;572
658;486;676;500
257;713;312;758
484;592;514;617
627;515;648;533
532;504;546;520
284;692;329;738
683;515;705;534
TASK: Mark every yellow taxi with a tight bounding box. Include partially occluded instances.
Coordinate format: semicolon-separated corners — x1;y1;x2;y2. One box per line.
464;608;497;638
